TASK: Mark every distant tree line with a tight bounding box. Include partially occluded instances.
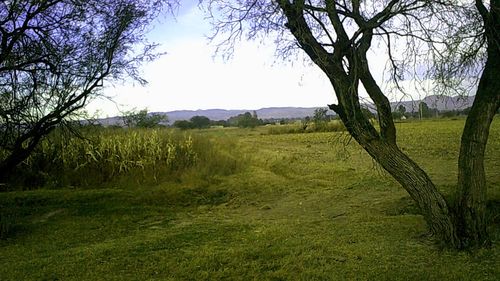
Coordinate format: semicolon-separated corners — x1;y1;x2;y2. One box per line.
391;102;478;120
122;109;168;128
173;111;262;129
123;104;497;130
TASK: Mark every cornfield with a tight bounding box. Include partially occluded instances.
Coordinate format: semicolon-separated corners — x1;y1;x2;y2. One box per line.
6;127;243;188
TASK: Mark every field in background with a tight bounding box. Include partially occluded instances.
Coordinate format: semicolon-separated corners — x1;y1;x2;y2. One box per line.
1;118;499;280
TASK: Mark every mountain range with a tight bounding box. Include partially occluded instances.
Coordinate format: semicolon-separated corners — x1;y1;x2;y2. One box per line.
96;95;475;126
390;95;474;113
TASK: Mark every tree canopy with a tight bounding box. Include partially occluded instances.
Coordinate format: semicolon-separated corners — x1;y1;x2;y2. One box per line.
0;0;176;180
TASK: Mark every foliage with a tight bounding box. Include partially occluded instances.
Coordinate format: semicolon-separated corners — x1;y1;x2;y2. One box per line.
392;111;403;120
393;104;408;119
172;116;213;130
190;116;211;129
0;0;175;180
173;120;195;130
228;112;261;128
313;108;329;123
122;109;168;128
3;128;244;188
418;102;434;119
398;105;407;115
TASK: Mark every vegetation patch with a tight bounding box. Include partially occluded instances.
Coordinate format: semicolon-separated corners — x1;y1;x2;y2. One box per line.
1;119;499;280
2;128;246;189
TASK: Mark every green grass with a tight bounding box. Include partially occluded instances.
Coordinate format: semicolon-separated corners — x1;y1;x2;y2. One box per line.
1;118;499;280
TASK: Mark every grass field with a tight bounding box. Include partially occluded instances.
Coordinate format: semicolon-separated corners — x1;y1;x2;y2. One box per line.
1;118;499;280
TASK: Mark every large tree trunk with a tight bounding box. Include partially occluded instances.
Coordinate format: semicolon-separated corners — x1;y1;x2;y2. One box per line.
0;125;48;184
0;138;40;183
453;0;500;248
0;150;29;183
455;46;500;248
365;141;458;246
331;102;459;247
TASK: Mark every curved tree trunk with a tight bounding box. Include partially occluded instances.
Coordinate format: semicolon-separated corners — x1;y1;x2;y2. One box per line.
365;141;458;246
0;132;44;183
332;100;459;247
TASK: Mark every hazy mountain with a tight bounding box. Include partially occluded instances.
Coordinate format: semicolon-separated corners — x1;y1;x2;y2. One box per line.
391;95;474;112
95;95;475;126
95;107;333;126
163;107;335;122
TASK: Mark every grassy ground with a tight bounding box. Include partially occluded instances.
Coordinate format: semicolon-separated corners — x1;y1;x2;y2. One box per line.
1;118;499;280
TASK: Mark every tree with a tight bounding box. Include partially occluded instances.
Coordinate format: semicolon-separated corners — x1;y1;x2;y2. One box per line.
238;112;261;128
190;115;211;129
173;120;194;130
391;111;403;120
208;0;500;249
313;108;328;123
122;109;167;128
398;105;407;116
228;112;260;128
0;0;175;181
418;102;432;119
312;107;329;130
393;104;406;119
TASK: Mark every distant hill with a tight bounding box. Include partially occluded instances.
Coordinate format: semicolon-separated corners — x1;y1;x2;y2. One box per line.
95;95;475;126
96;107;335;126
163;107;334;122
390;95;474;112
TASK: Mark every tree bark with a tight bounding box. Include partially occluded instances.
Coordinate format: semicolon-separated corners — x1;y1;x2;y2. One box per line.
0;132;44;183
332;100;459;247
455;39;500;248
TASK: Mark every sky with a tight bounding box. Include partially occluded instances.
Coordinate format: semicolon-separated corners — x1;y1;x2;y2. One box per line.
86;1;394;118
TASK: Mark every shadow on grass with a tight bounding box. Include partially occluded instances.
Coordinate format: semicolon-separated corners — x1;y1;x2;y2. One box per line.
0;185;231;241
385;196;421;216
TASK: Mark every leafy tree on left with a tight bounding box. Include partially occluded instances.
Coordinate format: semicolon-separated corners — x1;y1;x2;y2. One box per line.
0;0;176;181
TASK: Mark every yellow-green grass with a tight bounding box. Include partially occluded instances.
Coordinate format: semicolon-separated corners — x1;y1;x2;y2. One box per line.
1;118;499;280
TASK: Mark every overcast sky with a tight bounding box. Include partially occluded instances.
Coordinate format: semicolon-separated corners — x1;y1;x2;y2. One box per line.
87;1;401;118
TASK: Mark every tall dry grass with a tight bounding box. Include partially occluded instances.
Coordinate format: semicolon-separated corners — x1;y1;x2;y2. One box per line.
5;127;245;188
